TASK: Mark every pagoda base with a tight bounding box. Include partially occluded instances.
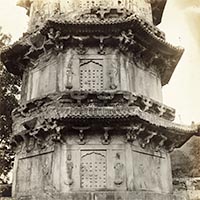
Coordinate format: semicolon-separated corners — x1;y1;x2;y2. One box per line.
12;140;177;200
14;191;185;200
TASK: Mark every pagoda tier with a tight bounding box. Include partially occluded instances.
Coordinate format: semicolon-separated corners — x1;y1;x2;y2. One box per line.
0;1;198;200
9;91;199;200
11;91;199;154
1;13;183;102
17;0;167;29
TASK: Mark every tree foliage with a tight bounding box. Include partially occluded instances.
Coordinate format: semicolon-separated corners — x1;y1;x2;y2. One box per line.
189;136;200;177
171;150;192;178
0;28;21;183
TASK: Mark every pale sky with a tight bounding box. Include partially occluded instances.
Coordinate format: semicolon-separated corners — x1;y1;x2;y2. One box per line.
0;0;199;125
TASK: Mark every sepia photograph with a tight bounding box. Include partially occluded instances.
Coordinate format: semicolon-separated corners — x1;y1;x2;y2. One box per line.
0;0;200;199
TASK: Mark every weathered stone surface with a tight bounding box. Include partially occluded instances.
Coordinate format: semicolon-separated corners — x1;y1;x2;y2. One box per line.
12;142;172;197
17;0;155;29
12;191;188;200
1;0;197;200
23;49;162;101
1;14;183;87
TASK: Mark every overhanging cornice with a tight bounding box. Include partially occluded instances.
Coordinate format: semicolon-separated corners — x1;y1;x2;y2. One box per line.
1;14;183;86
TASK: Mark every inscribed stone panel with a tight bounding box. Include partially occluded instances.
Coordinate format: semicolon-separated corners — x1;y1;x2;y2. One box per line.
28;61;57;99
132;150;171;193
16;153;53;194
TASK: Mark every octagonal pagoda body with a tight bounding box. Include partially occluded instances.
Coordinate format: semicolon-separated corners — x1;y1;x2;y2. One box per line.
1;0;199;200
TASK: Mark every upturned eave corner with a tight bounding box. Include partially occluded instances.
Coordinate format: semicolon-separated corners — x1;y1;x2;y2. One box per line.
1;0;196;199
9;90;198;153
151;0;167;25
161;47;184;86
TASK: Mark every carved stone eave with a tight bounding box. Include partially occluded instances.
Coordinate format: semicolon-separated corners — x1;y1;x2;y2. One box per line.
11;107;198;153
150;0;167;25
10;91;199;152
13;91;176;121
1;15;183;86
0;37;30;76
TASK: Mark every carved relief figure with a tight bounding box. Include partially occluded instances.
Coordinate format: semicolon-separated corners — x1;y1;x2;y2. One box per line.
65;53;74;90
47;28;65;51
26;136;36;153
109;54;119;89
65;152;74;186
42;157;52;187
114;153;124;185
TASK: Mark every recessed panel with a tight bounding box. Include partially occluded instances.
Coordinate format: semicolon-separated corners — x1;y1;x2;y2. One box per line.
80;59;104;91
80;150;107;189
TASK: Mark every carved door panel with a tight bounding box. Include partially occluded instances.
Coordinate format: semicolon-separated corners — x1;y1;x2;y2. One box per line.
80;59;104;91
80;150;107;189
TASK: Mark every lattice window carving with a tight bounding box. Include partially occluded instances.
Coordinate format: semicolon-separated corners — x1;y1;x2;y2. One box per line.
80;151;107;189
80;59;104;91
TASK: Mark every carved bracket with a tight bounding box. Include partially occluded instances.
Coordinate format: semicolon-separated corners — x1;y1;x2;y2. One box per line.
72;126;90;145
155;135;168;152
140;130;157;148
70;91;88;105
102;127;113;145
72;36;89;55
121;127;136;143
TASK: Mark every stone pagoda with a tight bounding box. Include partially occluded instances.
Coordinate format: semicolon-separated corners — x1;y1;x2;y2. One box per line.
1;0;200;199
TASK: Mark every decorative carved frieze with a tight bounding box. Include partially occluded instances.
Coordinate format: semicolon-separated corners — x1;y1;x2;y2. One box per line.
13;91;176;122
76;7;133;21
10;111;199;154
